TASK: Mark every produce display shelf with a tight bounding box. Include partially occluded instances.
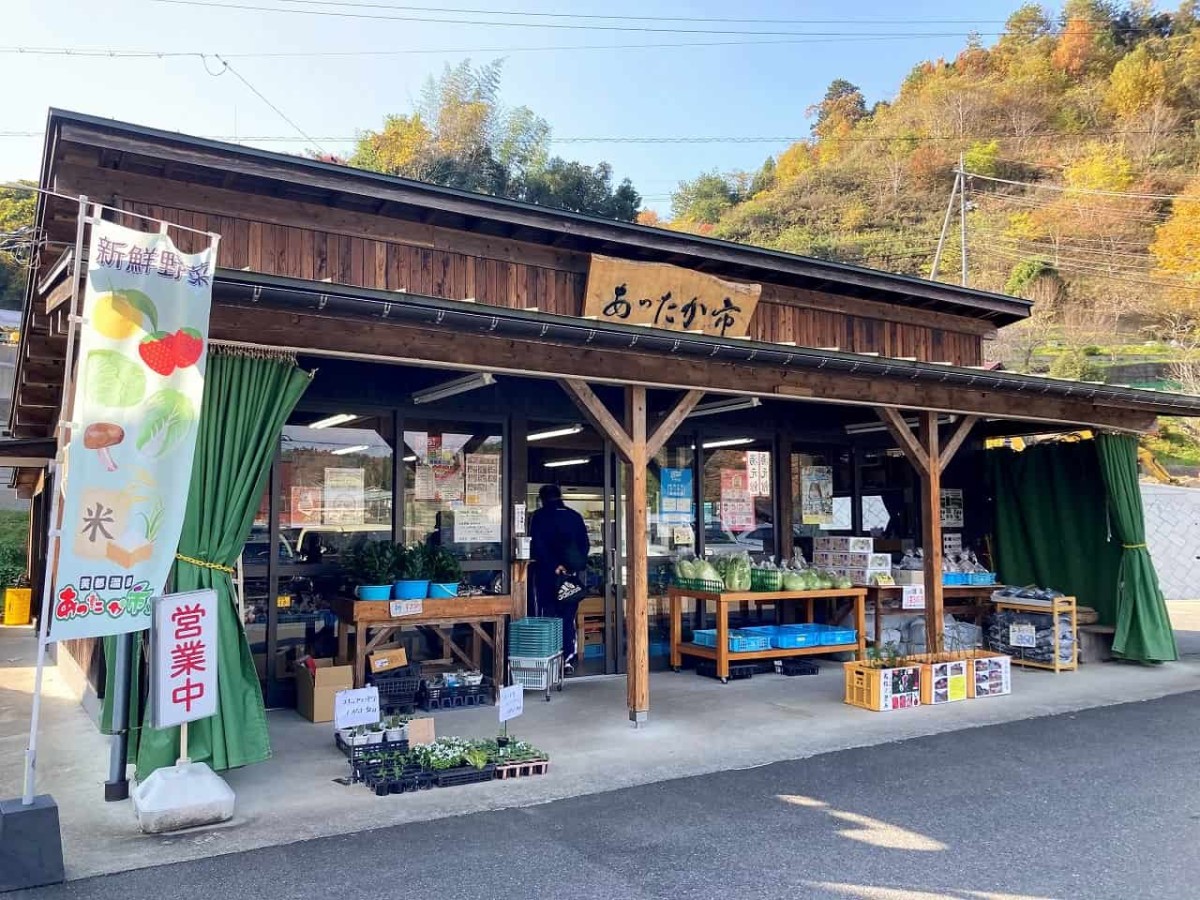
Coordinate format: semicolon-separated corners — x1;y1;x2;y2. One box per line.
991;595;1078;673
678;640;860;663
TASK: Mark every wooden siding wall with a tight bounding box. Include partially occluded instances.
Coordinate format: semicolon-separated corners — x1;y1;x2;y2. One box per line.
116;202;983;366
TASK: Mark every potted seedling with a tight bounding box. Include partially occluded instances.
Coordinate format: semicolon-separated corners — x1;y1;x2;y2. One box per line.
425;545;462;598
384;714;408;743
392;544;431;600
349;541;399;601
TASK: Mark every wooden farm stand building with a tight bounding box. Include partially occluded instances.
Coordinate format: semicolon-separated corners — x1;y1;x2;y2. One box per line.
14;110;1200;724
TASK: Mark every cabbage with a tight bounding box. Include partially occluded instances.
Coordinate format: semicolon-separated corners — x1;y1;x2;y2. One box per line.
782;571;807;591
835;576;853;590
695;560;722;584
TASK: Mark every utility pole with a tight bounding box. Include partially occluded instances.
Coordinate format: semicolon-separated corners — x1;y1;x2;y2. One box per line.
958;152;969;286
930;167;960;282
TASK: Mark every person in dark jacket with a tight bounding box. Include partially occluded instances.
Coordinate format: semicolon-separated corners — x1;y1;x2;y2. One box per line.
529;483;590;668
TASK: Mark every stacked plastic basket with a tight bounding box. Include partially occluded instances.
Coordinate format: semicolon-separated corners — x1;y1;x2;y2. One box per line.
508;617;565;701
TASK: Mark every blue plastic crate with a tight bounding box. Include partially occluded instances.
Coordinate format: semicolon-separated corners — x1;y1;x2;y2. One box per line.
584;643;605;660
649;640;670;657
692;629;773;652
943;572;970;586
742;624;823;649
967;572;996;586
819;627;858;646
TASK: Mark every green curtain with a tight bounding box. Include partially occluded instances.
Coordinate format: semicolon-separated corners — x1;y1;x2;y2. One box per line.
101;350;311;777
1095;433;1177;663
986;442;1123;625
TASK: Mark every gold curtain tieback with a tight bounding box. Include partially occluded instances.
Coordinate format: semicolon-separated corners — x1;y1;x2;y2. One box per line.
176;553;236;575
1122;543;1147;550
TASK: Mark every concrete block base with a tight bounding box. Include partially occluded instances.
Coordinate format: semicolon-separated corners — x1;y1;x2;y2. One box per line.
132;762;235;834
0;794;65;892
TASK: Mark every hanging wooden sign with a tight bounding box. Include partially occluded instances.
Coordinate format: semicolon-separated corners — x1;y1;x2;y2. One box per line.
582;254;761;338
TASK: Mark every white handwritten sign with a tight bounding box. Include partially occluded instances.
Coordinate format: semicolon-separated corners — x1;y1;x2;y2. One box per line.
389;598;423;618
901;585;925;610
150;589;218;729
513;502;527;536
334;686;380;729
1009;623;1037;649
498;684;524;723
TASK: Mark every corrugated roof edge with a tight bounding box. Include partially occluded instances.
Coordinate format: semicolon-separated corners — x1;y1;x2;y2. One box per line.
213;269;1200;418
46;107;1031;325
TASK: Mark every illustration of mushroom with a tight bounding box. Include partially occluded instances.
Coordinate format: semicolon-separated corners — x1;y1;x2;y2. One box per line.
84;422;125;472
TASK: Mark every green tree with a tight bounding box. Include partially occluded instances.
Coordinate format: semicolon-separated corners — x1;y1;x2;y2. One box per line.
350;60;638;220
670;173;741;226
963;140;1001;176
0;183;36;312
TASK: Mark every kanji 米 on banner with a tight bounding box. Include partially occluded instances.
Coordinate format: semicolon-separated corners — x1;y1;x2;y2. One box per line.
52;220;216;640
151;589;218;728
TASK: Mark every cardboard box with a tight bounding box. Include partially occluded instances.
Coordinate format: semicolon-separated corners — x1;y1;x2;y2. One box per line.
813;551;835;566
406;716;436;745
367;647;409;675
848;552;892;569
814;536;873;553
893;570;925;586
846;567;892;585
295;658;354;723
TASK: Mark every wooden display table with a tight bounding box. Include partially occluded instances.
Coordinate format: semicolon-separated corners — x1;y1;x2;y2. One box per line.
864;584;1003;647
992;595;1078;673
332;594;514;692
668;587;867;682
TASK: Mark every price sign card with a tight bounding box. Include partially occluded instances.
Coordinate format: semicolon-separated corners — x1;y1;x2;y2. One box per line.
334;686;380;730
902;585;925;610
498;684;524;723
1009;623;1037;649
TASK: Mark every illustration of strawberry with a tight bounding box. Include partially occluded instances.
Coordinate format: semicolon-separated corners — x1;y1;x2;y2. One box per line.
171;327;204;368
139;332;177;376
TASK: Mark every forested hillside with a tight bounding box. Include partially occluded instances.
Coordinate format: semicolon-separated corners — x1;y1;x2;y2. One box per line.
663;2;1200;372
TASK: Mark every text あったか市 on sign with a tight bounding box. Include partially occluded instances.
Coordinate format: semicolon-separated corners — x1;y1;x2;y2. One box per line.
582;254;761;338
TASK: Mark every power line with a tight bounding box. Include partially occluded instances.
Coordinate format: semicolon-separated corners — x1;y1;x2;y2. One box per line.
144;0;1171;38
208;55;327;155
966;170;1191;202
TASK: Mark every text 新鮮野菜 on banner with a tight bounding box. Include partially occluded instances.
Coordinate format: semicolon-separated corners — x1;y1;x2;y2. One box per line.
51;219;217;641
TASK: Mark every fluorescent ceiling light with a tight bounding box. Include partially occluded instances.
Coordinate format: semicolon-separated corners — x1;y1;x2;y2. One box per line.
528;424;584;442
701;438;755;449
412;372;495;405
844;414;955;435
332;444;369;456
309;413;357;429
403;455;417;462
544;457;591;468
686;397;762;419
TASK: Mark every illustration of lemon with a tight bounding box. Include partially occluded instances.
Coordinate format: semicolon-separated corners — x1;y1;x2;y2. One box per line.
93;289;159;340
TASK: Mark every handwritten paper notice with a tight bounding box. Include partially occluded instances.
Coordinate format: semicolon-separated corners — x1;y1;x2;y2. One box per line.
334;686;380;729
498;684;524;723
902;585;926;610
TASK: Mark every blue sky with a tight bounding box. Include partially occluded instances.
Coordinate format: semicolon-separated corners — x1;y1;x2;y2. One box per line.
2;0;1065;213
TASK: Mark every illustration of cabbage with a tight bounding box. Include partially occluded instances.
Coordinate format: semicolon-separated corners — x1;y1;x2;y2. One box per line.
136;389;196;459
84;350;146;408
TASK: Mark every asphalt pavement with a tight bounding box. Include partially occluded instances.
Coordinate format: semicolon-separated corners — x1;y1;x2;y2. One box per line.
13;691;1200;900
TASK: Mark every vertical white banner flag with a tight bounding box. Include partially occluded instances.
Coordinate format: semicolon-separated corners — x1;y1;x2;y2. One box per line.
51;220;216;640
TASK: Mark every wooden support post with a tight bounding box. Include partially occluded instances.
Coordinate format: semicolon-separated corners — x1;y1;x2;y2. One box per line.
874;408;979;653
919;411;945;651
559;382;698;726
625;385;650;724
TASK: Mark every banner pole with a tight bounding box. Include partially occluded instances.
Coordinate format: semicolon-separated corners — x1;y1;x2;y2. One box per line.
22;196;89;807
104;632;133;801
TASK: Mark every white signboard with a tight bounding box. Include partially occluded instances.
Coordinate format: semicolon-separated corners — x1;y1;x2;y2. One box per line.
943;532;963;556
334;686;381;729
454;506;502;543
746;450;771;498
389;598;423;617
498;684;524;723
465;453;501;506
901;585;926;610
150;589;218;728
1009;623;1037;649
941;488;964;529
513;502;527;536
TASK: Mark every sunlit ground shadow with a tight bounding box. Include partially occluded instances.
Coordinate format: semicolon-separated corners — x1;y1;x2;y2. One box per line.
807;884;1057;900
778;794;947;851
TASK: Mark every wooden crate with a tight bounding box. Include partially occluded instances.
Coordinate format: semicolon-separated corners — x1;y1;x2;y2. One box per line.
843;661;922;711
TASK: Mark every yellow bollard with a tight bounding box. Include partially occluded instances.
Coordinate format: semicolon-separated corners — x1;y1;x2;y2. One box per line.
3;587;32;625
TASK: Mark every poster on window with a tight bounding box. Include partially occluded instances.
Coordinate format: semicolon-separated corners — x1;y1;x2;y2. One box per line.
659;467;694;526
454;506;502;543
941;488;964;529
51;219;217;641
324;467;365;525
745;450;771;497
719;468;754;532
290;486;322;528
465;453;501;507
801;466;834;525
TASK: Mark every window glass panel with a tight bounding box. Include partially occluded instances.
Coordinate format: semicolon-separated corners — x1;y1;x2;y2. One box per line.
701;438;774;559
403;421;504;569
